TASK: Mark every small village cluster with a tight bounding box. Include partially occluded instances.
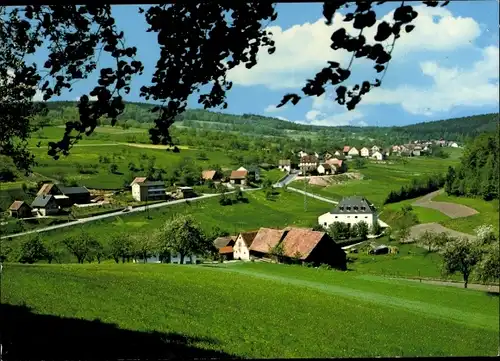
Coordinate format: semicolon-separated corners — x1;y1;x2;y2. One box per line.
277;139;459;175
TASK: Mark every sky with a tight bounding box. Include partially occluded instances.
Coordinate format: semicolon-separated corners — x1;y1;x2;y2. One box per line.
29;2;499;127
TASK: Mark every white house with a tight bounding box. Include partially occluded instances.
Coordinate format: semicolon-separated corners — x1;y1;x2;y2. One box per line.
233;231;258;260
360;147;370;157
347;147;359;157
318;196;378;230
298;151;308;158
237;166;248;172
317;163;333;175
132;181;166;202
278;159;291;172
371;145;380;153
371;151;384;161
133;253;198;264
449;142;459;148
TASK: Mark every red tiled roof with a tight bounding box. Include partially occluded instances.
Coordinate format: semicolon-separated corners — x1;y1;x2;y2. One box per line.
343;146;350;152
249;228;288;253
130;177;147;186
9;201;28;211
214;236;236;249
202;170;217;180
219;246;234;254
281;228;326;260
238;231;258;247
230;170;248;179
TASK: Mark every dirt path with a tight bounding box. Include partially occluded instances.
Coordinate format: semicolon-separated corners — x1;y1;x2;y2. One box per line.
407;223;477;242
389;277;499;293
413;190;478;218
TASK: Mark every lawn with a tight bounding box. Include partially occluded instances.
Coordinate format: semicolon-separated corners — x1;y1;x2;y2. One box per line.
432;193;500;236
30;144;235;189
2;262;498;359
301;155;462;209
347;240;461;281
381;198;451;224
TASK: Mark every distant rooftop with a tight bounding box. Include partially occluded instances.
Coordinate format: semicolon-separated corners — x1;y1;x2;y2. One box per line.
331;196;376;214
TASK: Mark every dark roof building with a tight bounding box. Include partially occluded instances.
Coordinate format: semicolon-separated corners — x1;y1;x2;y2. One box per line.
214;236;236;249
330;196;376;214
59;186;90;195
31;195;57;208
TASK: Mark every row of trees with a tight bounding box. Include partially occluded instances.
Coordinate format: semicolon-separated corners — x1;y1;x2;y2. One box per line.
415;224;499;288
444;132;499;201
384;174;445;204
317;220;382;243
3;215;221;265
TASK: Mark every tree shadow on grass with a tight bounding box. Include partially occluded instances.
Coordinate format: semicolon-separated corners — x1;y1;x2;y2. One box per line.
0;303;240;360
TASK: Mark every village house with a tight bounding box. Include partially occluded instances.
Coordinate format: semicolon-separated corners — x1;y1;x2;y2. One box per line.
299;155;319;174
318;196;378;229
371;145;380;153
9;201;32;218
31;195;59;216
230;169;248;185
129;177;147;187
175;186;196;199
280;228;347;270
249;228;289;259
131;180;166;202
371;151;384;161
317;163;333;175
348;147;359;157
334;150;342;157
214;236;237;261
201;170;221;183
342;146;351;155
278;159;291;172
323;151;333;160
58;186;91;206
298;150;308;158
392;145;401;152
325;158;347;173
246;166;261;182
233;231;258;260
360;147;370;157
37;182;62;197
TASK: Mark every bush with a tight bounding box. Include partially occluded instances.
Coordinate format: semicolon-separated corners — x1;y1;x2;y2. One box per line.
18;235;47;264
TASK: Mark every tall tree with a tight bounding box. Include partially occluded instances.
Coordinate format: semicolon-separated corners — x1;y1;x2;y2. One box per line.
0;2;450;170
441;237;481;289
156;214;213;264
18;234;47;264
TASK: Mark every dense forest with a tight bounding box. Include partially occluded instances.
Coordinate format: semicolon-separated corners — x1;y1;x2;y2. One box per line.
38;102;498;148
444;132;499;201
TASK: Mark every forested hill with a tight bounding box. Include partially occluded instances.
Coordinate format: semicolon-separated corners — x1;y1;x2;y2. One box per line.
41;101;498;143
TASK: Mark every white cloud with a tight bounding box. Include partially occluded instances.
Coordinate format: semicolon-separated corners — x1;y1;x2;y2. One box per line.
76;95;98;102
228;5;481;90
303;108;366;127
264;104;286;113
1;68;45;102
362;45;499;115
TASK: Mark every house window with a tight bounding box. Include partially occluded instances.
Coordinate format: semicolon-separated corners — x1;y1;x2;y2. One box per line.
335;216;338;218
346;207;351;211
324;222;327;226
353;206;358;210
339;207;344;211
361;207;366;211
355;216;358;218
365;216;368;219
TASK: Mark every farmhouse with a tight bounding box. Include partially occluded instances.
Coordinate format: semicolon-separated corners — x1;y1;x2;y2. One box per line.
371;145;380;153
201;170;221;182
37;183;62;196
325;158;346;173
9;201;32;218
230;170;248;185
249;228;288;259
299;155;319;173
280;228;347;270
278;159;291;172
31;195;59;216
317;163;333;175
129;177;147;187
342;146;350;155
131;181;166;202
175;186;196;199
298;150;308;158
318;196;378;229
214;236;236;260
371;151;384;161
233;231;258;260
360;147;370;157
348;147;359;157
58;186;91;206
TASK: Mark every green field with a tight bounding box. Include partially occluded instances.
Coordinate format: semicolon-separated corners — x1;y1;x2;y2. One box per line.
6;189;330;258
301;156;461;209
381;198;451;224
432;193;500;236
2;262;498;358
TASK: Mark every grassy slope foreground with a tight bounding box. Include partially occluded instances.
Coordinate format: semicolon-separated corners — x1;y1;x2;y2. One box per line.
2;263;498;359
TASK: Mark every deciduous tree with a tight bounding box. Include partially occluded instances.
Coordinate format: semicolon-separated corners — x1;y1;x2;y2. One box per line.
441;237;481;289
18;234;47;264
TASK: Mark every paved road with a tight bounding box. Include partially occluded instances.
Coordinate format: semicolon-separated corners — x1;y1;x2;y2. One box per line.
274;170;299;188
1;188;261;239
286;187;339;204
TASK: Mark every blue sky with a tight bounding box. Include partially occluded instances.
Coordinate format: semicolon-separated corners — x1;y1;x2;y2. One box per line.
31;2;499;127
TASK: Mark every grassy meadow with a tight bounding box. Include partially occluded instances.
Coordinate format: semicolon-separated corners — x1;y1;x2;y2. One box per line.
432;193;500;236
305;155;462;209
2;262;498;358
